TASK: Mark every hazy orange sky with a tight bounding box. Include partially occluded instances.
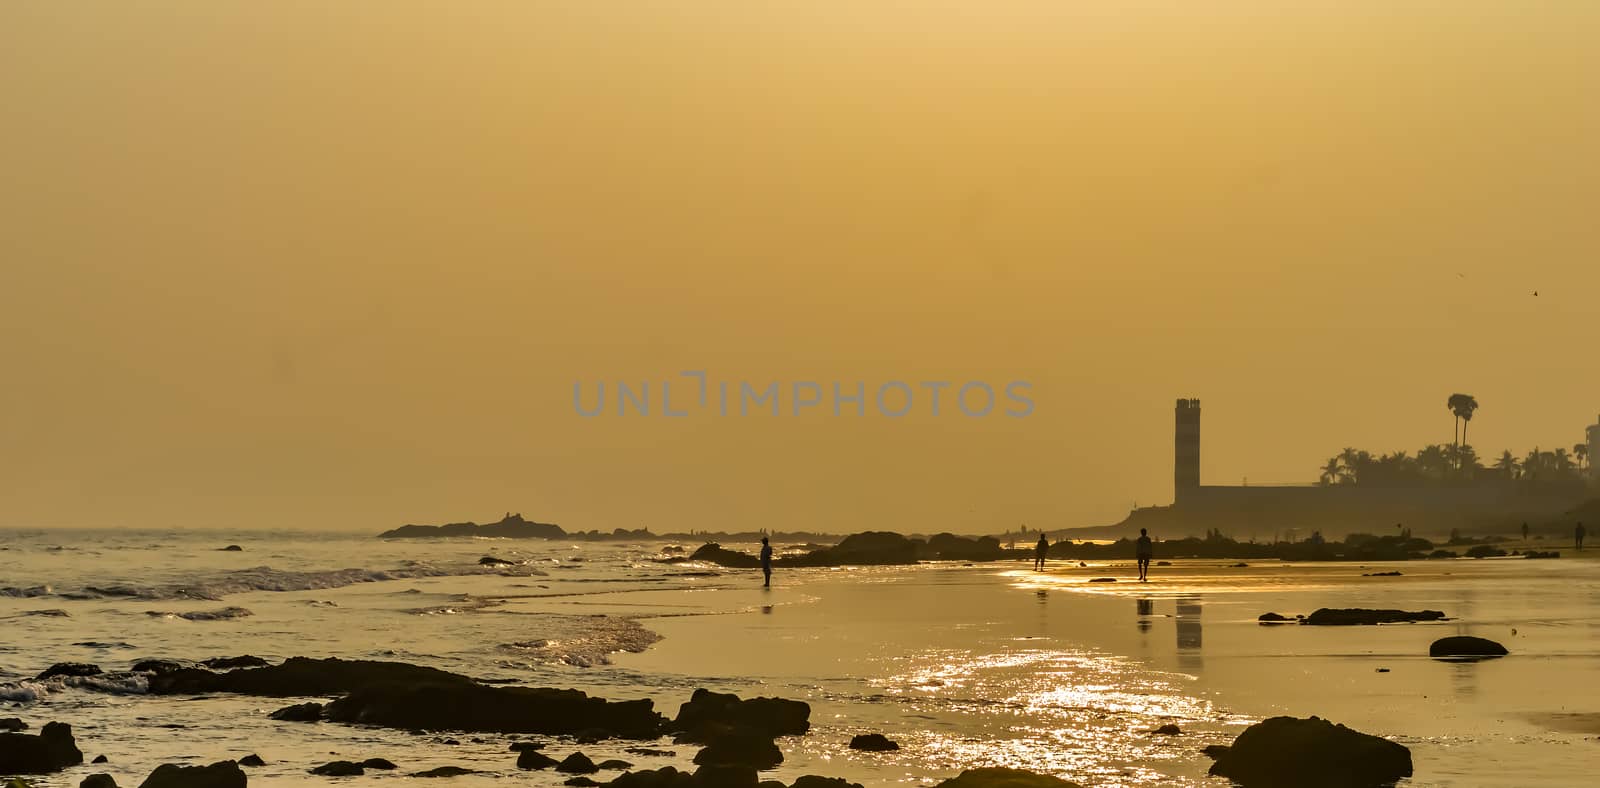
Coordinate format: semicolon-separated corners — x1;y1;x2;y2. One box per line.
2;2;1596;533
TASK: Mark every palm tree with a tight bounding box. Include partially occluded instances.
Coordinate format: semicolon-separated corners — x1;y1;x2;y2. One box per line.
1337;447;1361;484
1446;394;1479;471
1554;448;1574;475
1319;457;1342;486
1576;444;1590;474
1494;450;1520;479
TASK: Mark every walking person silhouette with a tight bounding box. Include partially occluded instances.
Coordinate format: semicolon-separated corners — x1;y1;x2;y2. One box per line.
760;537;774;587
1136;528;1154;582
1578;523;1587;552
1034;534;1049;571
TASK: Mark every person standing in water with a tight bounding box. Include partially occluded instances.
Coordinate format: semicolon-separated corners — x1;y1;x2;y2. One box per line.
760;537;774;587
1034;534;1049;570
1577;522;1587;552
1522;522;1530;543
1136;528;1154;582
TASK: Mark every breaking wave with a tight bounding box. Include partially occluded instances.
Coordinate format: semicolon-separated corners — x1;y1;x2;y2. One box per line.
498;614;663;667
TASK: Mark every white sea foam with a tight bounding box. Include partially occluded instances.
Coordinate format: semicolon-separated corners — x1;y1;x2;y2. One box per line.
499;614;663;667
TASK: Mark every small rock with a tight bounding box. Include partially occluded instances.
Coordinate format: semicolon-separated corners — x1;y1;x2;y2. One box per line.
624;748;676;757
1201;744;1230;758
1151;724;1181;736
1088;577;1117;583
1429;636;1508;659
565;779;602;787
34;663;102;681
361;758;397;770
310;760;365;776
220;545;243;552
597;759;634;769
269;702;324;722
479;556;516;566
0;721;83;774
80;775;117;788
509;742;543;752
239;754;266;767
411;767;477;778
1257;613;1293;624
517;750;559;770
139;761;247;788
692;732;783;770
933;768;1083;787
202;656;269;670
93;755;109;763
0;718;25;732
693;764;760;787
792;778;864;788
848;733;899;752
557;752;599;774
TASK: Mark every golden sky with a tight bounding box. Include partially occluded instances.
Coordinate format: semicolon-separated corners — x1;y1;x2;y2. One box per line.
2;2;1596;532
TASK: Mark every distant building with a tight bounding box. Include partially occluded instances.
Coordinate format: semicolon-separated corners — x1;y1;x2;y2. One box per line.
1146;397;1592;537
1589;415;1600;485
1174;399;1201;504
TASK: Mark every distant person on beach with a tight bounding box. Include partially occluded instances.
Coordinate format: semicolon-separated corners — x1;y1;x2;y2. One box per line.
1578;523;1587;551
1034;534;1049;570
760;537;774;586
1522;522;1530;542
1136;529;1154;582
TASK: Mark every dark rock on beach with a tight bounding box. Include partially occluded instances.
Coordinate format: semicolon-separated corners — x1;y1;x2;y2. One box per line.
1257;612;1296;624
1205;716;1412;788
565;778;602;787
220;545;243;551
557;752;600;774
605;767;697;787
80;774;118;788
1361;571;1402;577
1465;545;1508;558
692;764;760;787
625;748;676;757
932;768;1084;787
1302;608;1444;626
311;760;365;776
0;721;84;774
1429;636;1509;659
138;761;247;788
361;758;397;770
130;659;194;676
791;778;864;788
36;663;103;681
269;702;324;722
598;759;634;770
203;656;270;670
93;755;109;763
0;718;25;732
848;733;899;751
238;754;266;767
148;656;467;696
326;682;663;737
479;556;516;566
671;689;810;742
412;766;478;777
509;742;544;752
1151;724;1182;735
1088;577;1117;583
692;732;784;770
518;750;560;770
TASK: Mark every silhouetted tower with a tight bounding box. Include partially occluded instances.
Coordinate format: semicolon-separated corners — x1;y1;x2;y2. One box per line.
1588;415;1599;485
1175;399;1201;503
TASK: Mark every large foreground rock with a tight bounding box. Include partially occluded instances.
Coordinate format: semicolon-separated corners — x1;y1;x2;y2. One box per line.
933;768;1083;788
138;761;247;788
670;689;810;742
1206;716;1412;787
1302;608;1444;626
325;682;663;737
0;721;84;774
147;656;470;696
1430;636;1509;659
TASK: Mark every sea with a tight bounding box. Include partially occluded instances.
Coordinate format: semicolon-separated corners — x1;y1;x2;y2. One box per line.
3;528;1599;787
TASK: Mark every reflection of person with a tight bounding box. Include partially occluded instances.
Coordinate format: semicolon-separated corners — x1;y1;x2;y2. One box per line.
760;537;774;587
1578;523;1587;551
1034;534;1049;570
1136;528;1153;582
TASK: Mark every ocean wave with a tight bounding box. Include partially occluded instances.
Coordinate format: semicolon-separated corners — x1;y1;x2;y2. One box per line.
144;606;254;621
24;563;550;602
0;672;149;702
498;614;663;667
